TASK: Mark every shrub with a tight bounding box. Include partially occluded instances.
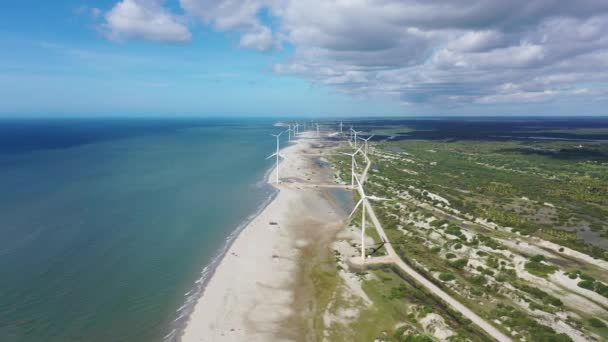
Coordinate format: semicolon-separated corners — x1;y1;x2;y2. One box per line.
439;272;455;281
449;258;469;270
531;254;545;262
471;274;486;285
577;280;594;290
445;252;457;259
589;318;606;328
525;260;557;278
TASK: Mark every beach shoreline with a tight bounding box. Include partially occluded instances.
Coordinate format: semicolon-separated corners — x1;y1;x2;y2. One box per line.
178;132;346;341
165;186;279;342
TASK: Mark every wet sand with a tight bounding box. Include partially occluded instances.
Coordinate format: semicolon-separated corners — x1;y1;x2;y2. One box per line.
180;132;346;341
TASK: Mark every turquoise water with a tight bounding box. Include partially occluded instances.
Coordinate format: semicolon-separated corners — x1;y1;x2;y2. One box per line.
0;119;280;341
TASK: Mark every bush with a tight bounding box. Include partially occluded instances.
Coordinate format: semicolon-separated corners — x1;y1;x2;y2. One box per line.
449;258;469;270
578;280;594;290
517;284;563;307
531;254;545;262
439;272;455;281
471;274;486;285
525;261;557;278
589;318;606;328
445;252;457;259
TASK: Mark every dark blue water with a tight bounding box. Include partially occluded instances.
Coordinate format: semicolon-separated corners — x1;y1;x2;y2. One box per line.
0;118;281;342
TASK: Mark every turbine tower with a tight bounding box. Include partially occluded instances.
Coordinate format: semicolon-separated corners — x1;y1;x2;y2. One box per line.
339;121;343;134
360;135;374;156
316;123;320;137
349;174;389;261
352;130;362;149
340;147;363;188
267;132;285;183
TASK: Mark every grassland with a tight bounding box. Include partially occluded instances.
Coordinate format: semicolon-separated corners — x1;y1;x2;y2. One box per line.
324;134;608;341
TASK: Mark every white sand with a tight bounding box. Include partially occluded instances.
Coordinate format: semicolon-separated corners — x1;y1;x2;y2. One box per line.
180;133;344;341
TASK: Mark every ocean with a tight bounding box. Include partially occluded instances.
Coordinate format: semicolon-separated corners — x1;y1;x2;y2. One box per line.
0;118;281;342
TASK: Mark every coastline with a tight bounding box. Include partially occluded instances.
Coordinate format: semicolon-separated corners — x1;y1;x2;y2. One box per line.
178;132;346;341
166;186;279;342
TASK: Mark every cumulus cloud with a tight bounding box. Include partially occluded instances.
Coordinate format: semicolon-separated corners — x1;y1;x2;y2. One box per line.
101;0;608;109
268;0;608;107
179;0;279;50
102;0;191;43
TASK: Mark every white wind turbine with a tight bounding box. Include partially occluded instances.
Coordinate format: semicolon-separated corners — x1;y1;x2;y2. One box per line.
352;129;362;149
339;121;343;134
316;123;320;137
267;131;286;183
340;147;363;188
360;135;374;156
287;124;292;142
349;174;389;261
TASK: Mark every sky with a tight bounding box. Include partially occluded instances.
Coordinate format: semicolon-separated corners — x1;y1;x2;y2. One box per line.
1;0;608;117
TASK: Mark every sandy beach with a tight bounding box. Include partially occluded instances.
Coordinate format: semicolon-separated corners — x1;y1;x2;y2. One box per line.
180;132;347;341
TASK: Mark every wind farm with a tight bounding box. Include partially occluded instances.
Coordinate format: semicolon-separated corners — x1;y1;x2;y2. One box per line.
182;120;541;342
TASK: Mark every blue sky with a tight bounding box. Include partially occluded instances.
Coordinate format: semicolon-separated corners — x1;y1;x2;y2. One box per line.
1;0;607;117
0;0;402;117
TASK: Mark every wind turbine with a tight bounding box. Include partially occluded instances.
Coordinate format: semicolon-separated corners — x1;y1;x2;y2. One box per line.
349;174;389;261
267;132;285;183
287;124;293;142
339;121;343;134
340;147;363;188
316;123;320;137
352;130;362;149
360;135;374;156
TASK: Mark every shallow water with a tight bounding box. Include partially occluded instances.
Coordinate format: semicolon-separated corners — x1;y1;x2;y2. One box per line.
0;118;281;342
329;188;354;216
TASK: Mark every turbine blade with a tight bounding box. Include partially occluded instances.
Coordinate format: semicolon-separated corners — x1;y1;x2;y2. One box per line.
368;196;390;201
266;153;277;159
354;174;365;192
348;199;364;218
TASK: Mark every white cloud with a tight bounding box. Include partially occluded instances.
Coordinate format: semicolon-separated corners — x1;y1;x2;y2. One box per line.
102;0;191;43
101;0;608;109
179;0;278;50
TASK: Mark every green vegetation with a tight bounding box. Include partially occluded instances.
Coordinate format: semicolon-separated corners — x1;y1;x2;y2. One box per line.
368;138;608;260
325;266;488;342
490;304;572;341
329;128;608;341
589;318;607;328
524;259;558;278
448;258;469;270
515;283;563;307
439;272;456;281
